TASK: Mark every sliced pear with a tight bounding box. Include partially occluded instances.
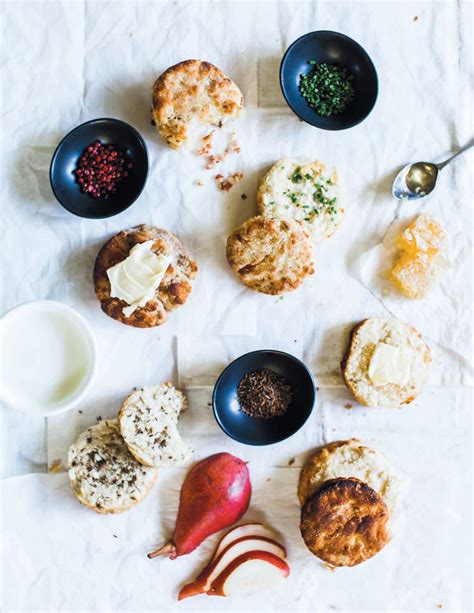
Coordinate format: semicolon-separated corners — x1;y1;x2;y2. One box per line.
178;535;286;600
212;523;276;560
208;550;290;597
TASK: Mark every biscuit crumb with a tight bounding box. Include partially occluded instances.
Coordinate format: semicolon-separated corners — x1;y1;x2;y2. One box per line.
241;193;247;200
215;171;243;191
96;415;102;421
288;458;296;466
266;478;271;482
113;534;118;538
413;15;419;21
197;131;215;156
436;606;443;609
323;563;337;572
78;409;83;414
48;459;64;473
195;179;204;187
344;403;353;409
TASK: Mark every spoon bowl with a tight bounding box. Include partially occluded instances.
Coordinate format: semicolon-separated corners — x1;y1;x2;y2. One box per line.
392;162;439;200
392;140;473;201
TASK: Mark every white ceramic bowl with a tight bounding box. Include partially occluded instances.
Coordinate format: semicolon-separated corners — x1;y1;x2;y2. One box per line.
0;301;97;416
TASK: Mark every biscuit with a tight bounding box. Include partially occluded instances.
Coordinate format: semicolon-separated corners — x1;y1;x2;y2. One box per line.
257;159;344;244
341;318;431;407
300;477;390;567
298;439;399;515
226;215;315;295
68;419;157;514
118;383;193;467
152;60;244;149
93;224;198;328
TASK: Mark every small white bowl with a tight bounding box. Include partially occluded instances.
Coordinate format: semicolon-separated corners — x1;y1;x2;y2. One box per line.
0;301;97;417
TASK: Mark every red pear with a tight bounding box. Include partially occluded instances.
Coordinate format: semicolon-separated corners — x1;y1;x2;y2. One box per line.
148;452;251;560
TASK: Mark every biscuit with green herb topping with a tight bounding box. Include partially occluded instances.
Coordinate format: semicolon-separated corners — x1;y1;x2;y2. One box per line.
258;159;343;244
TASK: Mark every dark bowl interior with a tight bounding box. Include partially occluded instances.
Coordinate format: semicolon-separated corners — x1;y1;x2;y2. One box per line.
280;31;378;130
213;350;316;446
50;118;148;219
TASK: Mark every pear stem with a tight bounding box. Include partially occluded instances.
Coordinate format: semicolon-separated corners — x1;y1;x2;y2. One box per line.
147;542;176;559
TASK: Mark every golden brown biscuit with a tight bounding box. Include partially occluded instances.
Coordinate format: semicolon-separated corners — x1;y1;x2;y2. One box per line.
300;477;390;567
93;224;198;328
226;215;315;295
341;318;431;407
152;60;244;149
298;439;399;514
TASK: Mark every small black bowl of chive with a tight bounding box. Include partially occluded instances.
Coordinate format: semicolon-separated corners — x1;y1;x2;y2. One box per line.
280;31;378;130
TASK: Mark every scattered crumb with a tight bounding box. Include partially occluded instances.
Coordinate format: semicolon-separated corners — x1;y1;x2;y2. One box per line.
48;459;64;474
96;416;102;421
229;132;241;154
150;119;156;126
195;179;204;187
197;131;215;156
215;171;243;191
207;402;212;408
288;458;295;466
413;15;419;21
323;563;336;572
294;339;297;343
436;606;443;610
113;534;118;538
206;151;227;169
78;409;83;414
266;478;271;482
241;193;247;200
344;403;353;409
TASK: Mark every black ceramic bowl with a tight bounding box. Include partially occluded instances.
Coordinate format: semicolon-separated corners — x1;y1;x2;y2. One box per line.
213;350;316;446
280;31;378;130
50;118;148;219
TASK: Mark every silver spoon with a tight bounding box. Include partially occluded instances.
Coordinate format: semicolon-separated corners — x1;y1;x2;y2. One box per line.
392;139;474;200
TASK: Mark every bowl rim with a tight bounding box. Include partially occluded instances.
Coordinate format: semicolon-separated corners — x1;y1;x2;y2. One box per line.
0;300;97;417
212;349;317;446
279;29;378;131
49;117;149;219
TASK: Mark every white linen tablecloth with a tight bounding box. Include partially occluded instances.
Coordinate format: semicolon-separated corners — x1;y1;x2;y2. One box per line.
1;1;473;611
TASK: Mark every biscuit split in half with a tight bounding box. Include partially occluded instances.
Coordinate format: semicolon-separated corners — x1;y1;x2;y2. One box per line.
152;60;244;149
300;477;390;567
298;439;399;567
68;419;158;514
341;318;431;407
93;224;198;328
258;159;344;245
118;383;193;467
226;215;314;295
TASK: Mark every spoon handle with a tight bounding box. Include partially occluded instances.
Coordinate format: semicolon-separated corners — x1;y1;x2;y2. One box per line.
436;139;474;170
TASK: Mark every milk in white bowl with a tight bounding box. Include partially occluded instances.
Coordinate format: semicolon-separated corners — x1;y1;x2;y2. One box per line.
0;301;96;416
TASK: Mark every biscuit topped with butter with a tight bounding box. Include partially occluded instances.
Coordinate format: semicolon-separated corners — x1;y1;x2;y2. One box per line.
93;225;198;328
258;159;344;245
341;318;431;407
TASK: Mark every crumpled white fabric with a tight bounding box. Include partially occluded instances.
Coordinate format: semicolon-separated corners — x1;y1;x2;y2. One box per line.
1;0;473;610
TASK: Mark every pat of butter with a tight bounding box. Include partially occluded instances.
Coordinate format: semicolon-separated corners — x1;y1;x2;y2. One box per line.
368;343;412;387
106;241;171;317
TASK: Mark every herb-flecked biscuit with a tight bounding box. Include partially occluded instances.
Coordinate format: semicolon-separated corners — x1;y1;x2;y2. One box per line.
118;383;193;467
68;419;158;514
152;60;244;149
300;477;390;567
93;224;198;328
257;159;344;244
298;439;399;515
341;318;431;407
226;215;315;295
